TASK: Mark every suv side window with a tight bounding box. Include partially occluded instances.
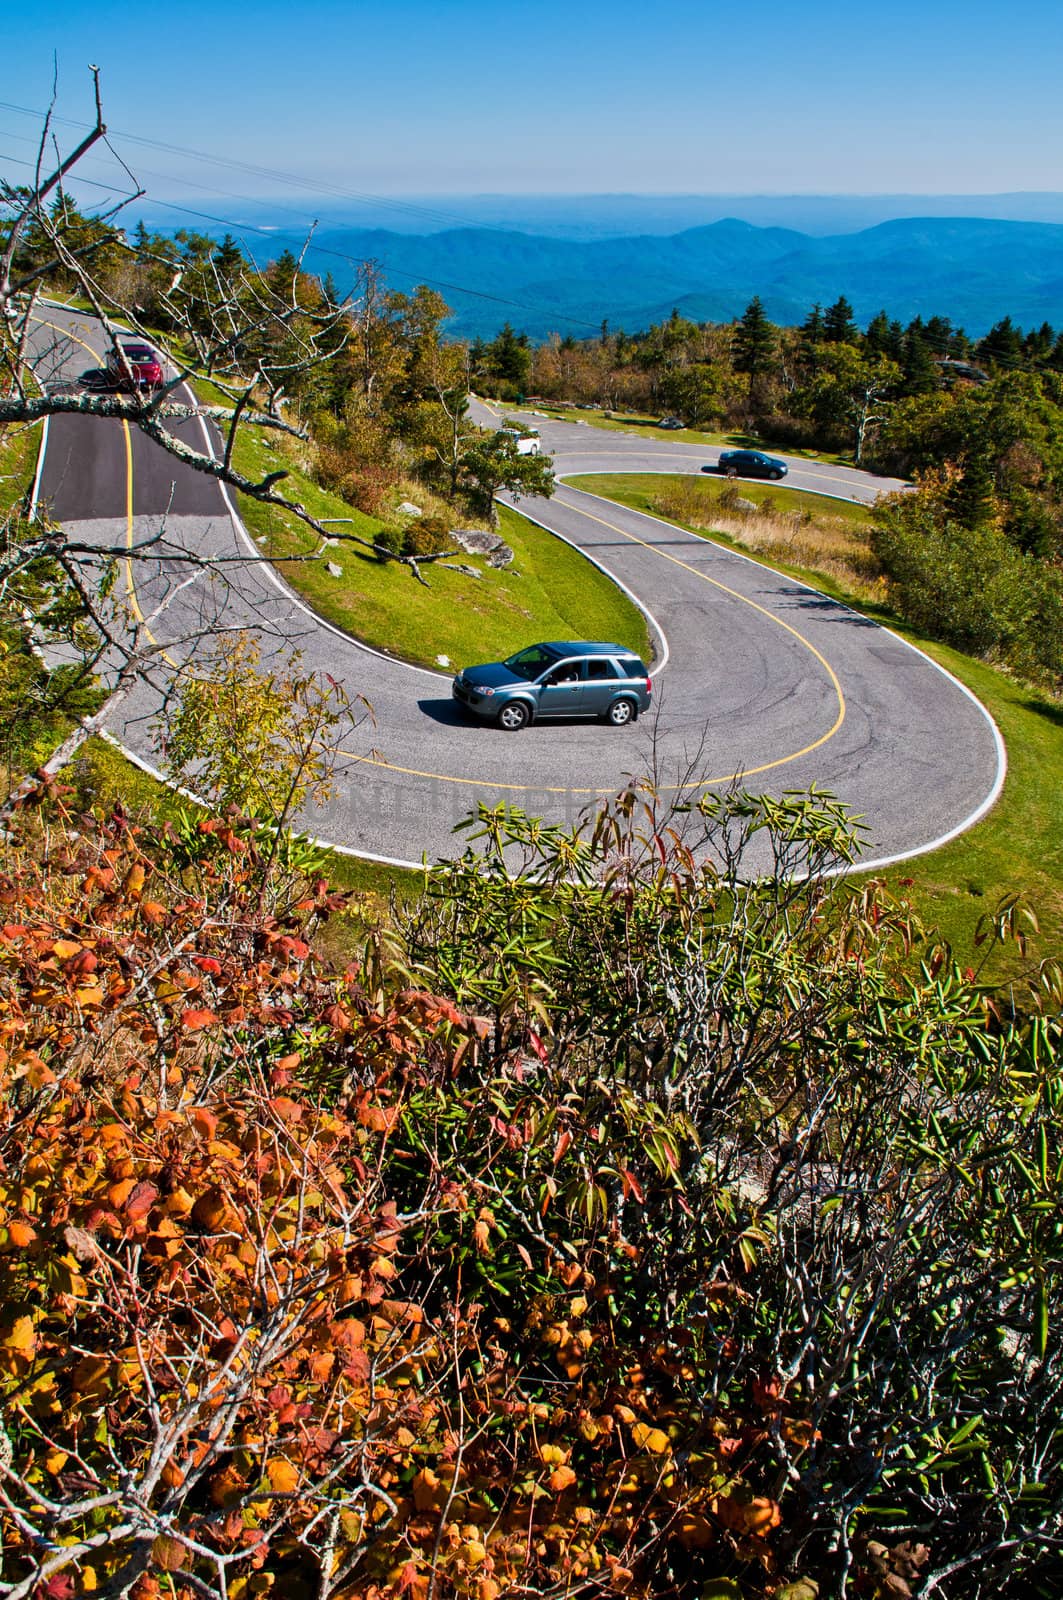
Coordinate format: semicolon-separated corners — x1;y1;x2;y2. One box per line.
586;659;617;680
616;657;645;679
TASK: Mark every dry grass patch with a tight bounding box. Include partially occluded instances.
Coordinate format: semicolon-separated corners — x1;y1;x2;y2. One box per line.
650;477;885;599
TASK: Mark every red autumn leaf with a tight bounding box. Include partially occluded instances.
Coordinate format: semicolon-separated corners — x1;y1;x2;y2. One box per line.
179;1008;218;1032
125;1181;160;1221
193;956;222;976
527;1028;549;1063
41;1575;77;1599
619;1166;645;1203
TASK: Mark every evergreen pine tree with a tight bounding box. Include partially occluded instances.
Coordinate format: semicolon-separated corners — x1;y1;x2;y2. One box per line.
823;295;858;343
800;303;825;345
1024;321;1055;364
900;325;939;395
212;234;244;276
733;296;777;398
976;316;1024;371
923;315;955;355
949;446;997;529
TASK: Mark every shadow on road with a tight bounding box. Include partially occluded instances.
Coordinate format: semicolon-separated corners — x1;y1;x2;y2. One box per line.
774;587;878;625
417;699;468;725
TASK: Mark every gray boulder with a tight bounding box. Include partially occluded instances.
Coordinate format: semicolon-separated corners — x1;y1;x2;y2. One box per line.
451;529;514;568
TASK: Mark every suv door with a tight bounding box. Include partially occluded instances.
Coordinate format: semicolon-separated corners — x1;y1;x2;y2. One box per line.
582;656;620;715
536;658;585;718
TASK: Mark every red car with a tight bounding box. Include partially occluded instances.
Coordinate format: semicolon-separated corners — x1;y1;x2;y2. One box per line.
106;342;165;391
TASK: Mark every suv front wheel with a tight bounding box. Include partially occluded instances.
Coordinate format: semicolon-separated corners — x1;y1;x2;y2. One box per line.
497;701;531;731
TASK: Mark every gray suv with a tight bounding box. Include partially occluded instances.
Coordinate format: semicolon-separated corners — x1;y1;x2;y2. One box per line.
452;641;652;731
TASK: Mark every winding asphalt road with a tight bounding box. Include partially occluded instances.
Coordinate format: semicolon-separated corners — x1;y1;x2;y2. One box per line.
29;306;1004;871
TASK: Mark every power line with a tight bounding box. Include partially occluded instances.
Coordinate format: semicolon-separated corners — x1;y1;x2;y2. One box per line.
0;142;602;332
0;98;534;238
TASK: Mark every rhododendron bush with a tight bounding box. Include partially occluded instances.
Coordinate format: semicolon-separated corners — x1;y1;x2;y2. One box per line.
0;791;1059;1599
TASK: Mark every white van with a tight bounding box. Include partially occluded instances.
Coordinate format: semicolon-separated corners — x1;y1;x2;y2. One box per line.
500;427;541;456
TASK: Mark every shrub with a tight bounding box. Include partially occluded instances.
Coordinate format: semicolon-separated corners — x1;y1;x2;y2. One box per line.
871;488;1063;686
402;513;452;559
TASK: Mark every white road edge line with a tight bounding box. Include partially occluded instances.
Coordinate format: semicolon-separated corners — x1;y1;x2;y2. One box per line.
187;392;442;680
98;730;425;872
557;476;1008;875
28;415;49;519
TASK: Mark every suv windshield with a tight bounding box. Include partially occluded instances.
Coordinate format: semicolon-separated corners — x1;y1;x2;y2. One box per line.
505;644;560;681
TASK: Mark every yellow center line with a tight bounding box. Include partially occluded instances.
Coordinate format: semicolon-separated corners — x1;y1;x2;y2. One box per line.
340;498;847;794
35;313;175;664
40;314;846;796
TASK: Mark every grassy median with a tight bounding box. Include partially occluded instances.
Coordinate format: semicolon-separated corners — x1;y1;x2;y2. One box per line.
572;472;1063;971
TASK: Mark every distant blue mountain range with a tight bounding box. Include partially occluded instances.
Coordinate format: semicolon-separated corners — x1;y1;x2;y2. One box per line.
211;215;1063;341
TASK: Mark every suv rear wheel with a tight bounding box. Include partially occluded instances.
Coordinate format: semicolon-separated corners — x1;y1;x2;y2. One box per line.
497;701;530;731
605;698;636;726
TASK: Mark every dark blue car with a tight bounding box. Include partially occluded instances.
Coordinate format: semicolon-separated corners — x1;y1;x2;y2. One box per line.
715;449;788;480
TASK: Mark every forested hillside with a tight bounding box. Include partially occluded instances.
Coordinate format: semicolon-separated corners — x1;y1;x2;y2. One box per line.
222;216;1063;340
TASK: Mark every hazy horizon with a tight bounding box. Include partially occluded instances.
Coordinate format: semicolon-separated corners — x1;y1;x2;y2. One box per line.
127;191;1063;246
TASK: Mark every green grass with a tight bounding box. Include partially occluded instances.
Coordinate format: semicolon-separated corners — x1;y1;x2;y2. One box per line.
522;401;849;465
576;474;1063;969
0;422;42;515
226;423;649;670
571;472;873;527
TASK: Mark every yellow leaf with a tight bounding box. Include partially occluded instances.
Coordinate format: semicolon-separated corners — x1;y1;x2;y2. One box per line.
549;1464;577;1492
44;1449;68;1474
4;1314;35;1359
266;1457;300;1494
631;1422;671;1454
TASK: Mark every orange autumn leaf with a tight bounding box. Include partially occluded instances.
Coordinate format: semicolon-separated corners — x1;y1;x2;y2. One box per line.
266;1457;300;1494
716;1492;782;1537
180;1008;218;1032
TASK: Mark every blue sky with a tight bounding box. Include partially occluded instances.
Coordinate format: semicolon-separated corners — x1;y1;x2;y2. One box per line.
3;0;1063;207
